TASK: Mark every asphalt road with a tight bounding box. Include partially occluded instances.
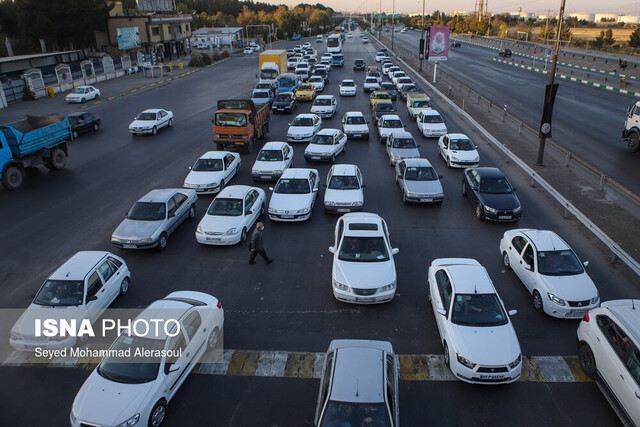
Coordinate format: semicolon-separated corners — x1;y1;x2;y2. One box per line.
390;29;640;196
0;30;629;425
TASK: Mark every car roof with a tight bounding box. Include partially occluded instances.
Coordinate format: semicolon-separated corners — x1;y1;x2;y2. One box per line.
199;151;230;160
139;188;182;203
280;168;318;179
141;109;163;113
49;251;111;281
317;128;339;136
447;133;469;139
517;229;570;252
341;79;354;83
402;157;434;167
342;212;384;236
474;167;505;179
135;298;192;340
344;111;365;117
602;300;640;342
315;95;335;100
262;141;288;150
390;131;413;139
381;114;401;121
295;113;319;119
431;259;495;294
217;185;255;199
329;345;388;403
330;164;358;176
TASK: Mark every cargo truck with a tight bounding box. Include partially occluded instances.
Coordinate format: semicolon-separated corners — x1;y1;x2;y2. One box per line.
0;114;73;190
213;100;271;154
623;101;640;152
258;50;287;86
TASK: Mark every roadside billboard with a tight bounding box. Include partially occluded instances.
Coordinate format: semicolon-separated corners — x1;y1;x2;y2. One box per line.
136;0;176;12
427;26;449;62
117;27;141;50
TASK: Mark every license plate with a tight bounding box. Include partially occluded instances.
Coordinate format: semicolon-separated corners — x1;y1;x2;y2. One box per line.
196;189;207;192
280;215;294;219
206;237;221;242
311;156;321;160
24;344;38;350
479;375;504;380
570;309;587;315
356;297;376;302
261;175;270;179
353;134;361;138
420;198;433;202
235;142;244;146
123;244;136;249
498;215;512;220
337;208;350;212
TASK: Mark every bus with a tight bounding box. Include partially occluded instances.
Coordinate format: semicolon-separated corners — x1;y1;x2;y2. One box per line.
327;34;342;53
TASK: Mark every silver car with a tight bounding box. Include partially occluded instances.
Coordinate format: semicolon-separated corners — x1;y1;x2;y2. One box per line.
386;131;420;166
111;188;198;250
395;158;444;204
314;339;399;426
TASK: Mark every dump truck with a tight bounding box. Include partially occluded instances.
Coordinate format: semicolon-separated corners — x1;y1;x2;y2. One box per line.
213;100;271;154
259;50;287;86
0;114;73;190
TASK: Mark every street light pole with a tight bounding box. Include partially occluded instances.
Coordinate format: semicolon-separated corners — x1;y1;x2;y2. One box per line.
419;0;425;71
391;0;395;49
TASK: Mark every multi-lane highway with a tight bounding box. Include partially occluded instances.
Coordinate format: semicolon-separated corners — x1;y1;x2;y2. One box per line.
0;29;631;425
390;29;640;196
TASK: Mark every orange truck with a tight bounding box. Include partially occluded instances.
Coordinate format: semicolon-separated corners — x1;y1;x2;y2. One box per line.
213;100;271;153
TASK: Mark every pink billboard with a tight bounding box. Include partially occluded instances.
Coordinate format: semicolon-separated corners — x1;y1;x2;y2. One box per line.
428;26;450;61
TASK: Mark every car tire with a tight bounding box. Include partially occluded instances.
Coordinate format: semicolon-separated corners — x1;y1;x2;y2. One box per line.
93;123;99;132
533;290;544;313
260;203;265;216
49;148;67;170
246;138;254;154
462;182;467;197
189;204;196;219
120;277;130;295
158;233;168;251
502;252;511;269
208;326;220;350
220;179;225;190
446;157;452;168
443;341;450;369
628;132;640;153
331;154;336;163
152;126;157;135
579;344;597;378
475;204;483;220
2;165;23;190
240;227;247;243
149;400;167;427
72;130;79;139
168;118;173;128
402;190;409;205
81;97;86;103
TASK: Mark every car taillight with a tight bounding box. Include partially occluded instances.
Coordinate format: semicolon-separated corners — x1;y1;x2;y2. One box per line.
217;301;222;309
582;312;590;322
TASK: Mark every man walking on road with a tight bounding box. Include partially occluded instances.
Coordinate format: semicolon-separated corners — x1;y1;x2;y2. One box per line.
249;222;272;264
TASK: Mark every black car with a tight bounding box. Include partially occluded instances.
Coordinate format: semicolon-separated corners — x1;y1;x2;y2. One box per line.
272;91;297;113
68;112;101;139
451;40;461;48
498;48;512;58
399;84;420;101
379;82;397;100
353;59;366;71
311;68;329;83
372;101;397;119
462;167;522;222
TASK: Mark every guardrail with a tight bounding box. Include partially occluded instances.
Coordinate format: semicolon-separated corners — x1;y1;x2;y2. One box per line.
371;32;640;278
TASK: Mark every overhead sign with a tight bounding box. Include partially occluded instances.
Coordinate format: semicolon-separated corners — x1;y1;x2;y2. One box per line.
117;27;141;50
427;26;449;62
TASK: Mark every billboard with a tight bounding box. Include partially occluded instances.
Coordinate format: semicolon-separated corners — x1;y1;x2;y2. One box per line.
136;0;176;12
117;27;141;50
427;26;449;62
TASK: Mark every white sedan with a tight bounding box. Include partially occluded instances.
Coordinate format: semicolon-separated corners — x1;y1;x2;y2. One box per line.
268;168;319;222
339;79;357;96
437;133;480;168
183;151;240;194
427;258;522;384
129;109;174;136
395;158;444;204
195;185;266;245
70;291;224;427
251;141;294;181
304;128;347;163
310;95;338;119
330;213;399;304
287;113;322;143
499;229;600;318
243;47;253;54
417;109;447;138
308;75;326;92
342;111;369;140
324;164;364;214
377;114;405;143
375;52;386;62
65;85;100;103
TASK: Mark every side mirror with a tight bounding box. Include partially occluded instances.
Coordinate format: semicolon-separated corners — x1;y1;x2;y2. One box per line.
328;246;336;253
438;175;443;179
583;261;589;267
188;166;192;170
361;184;366;188
512;187;518;192
417;145;421;148
87;295;98;302
322;184;327;187
508;309;517;316
635;390;640;399
30;294;36;299
524;263;533;272
437;308;447;316
268;187;274;191
167;363;181;373
312;188;318;193
168;211;176;218
247;210;253;215
391;248;399;255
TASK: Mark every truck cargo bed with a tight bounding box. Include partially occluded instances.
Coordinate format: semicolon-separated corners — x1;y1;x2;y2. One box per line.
0;115;72;158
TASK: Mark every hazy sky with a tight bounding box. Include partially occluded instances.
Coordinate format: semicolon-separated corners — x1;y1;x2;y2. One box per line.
266;1;640;15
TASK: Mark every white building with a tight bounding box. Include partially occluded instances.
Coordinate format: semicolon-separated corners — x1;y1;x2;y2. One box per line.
510;11;536;20
619;15;640;23
191;27;243;47
595;13;619;22
569;13;595;22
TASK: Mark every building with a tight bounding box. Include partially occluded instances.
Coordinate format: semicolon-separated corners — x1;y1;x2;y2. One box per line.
191;27;243;48
569;13;596;22
595;13;619;22
510;11;536;20
619;15;640;24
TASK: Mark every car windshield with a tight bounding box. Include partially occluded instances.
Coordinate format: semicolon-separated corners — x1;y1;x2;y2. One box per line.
373;93;390;100
338;236;389;262
405;166;438;181
193;158;223;172
311;134;334;145
71;87;86;94
256;83;271;89
98;335;164;384
403;85;418;92
383;119;402;128
258;149;283;161
34;280;84;306
329;175;359;190
275;94;293;102
277;79;294;87
355;60;364;64
127;202;166;221
392;137;416;148
480;177;512;194
413;100;430;108
215;113;247;127
450;138;474;150
537;250;585;276
252;91;269;98
365;78;378;84
207;198;243;216
368;72;381;78
451;293;508;326
274;178;310;194
295;70;307;75
345;116;366;125
136;112;156;121
314;98;332;106
292;117;314;126
394;73;406;78
377;103;394;112
398;78;412;83
422;114;443;124
309;77;323;83
381;83;394;90
341;81;355;87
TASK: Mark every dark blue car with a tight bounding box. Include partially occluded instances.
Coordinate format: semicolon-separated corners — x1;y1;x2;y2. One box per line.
462;167;522;222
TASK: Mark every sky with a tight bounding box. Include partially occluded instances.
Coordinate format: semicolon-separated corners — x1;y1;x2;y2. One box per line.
263;1;640;15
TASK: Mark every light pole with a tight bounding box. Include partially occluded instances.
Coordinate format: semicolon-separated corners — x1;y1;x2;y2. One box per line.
419;0;425;71
391;0;395;49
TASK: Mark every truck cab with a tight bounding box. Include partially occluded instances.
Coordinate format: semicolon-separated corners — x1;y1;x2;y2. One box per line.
623;101;640;152
213;100;271;154
275;73;301;93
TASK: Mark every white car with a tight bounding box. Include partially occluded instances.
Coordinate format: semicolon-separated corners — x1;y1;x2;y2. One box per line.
329;213;398;304
310;95;338;119
195;185;266;245
324;164;364;214
395;77;413;90
362;36;369;43
287;113;322;143
437;133;480;168
577;299;640;426
287;57;299;69
251;141;294;181
382;63;395;75
295;65;310;82
308;75;325;92
427;258;522;384
304;128;347;163
342;111;370;140
395;158;444;204
386;131;420;166
183;151;240;194
338;79;357;97
417;109;447;138
268;168;319;222
375;52;386;62
129;109;174;136
65;85;100;103
70;291;224;427
390;71;407;86
499;229;600;318
377;114;405;143
363;77;381;92
10;251;130;352
243;47;253;54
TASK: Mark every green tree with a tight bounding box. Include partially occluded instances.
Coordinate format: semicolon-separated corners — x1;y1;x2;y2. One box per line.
629;27;640;49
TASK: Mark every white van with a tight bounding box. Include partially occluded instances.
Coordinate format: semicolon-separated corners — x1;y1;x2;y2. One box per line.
406;93;432;119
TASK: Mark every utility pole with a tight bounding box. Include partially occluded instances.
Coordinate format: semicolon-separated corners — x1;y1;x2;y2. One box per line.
536;0;565;166
391;0;395;49
419;0;425;71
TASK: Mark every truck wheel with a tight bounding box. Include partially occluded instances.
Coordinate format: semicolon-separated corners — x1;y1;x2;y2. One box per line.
2;165;23;190
245;138;254;154
628;132;640;153
72;130;79;139
49;148;67;170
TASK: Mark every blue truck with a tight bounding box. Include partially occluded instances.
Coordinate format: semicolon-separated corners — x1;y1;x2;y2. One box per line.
275;73;301;93
0;114;73;190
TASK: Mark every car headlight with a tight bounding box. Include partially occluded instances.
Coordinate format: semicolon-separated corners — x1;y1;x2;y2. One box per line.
70;409;78;424
209;182;219;188
197;225;203;233
268;207;276;213
226;228;239;235
508;353;522;369
116;413;140;427
111;236;122;243
484;205;497;213
547;292;566;306
11;331;21;341
590;294;600;305
140;238;153;243
473;156;480;162
379;281;396;292
451;156;460;161
214;134;221;139
273;170;282;174
325;201;336;206
513;205;522;214
351;201;363;206
333;280;350;292
407;192;418;198
433;193;444;198
456;353;476;369
295;208;308;214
